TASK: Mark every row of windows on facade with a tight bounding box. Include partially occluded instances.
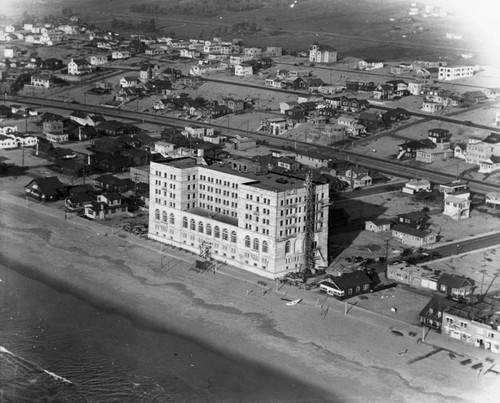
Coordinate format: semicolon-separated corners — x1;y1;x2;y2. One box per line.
154;171;177;180
154;179;176;189
155;210;270;252
199;174;239;189
245;193;272;204
199;184;237;197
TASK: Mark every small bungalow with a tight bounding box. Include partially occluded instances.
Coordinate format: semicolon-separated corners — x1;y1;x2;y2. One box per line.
25;176;66;201
392;224;436;247
365;218;392;233
397;211;430;228
437;273;475;299
94;174;131;192
319;270;375;300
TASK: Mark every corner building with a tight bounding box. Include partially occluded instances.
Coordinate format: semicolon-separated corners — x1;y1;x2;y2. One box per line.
148;158;329;279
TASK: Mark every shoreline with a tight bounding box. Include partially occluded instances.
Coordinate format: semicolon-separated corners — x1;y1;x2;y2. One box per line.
1;191;498;402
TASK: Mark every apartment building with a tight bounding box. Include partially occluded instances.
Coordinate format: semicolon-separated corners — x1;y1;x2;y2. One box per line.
438;65;477;81
148;157;329;279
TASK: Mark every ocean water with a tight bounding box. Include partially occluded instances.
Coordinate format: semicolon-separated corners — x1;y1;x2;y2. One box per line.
0;262;333;402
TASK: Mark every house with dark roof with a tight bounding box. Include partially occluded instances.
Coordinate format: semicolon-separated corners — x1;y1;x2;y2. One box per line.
437;273;475;299
397;211;430;228
319;270;375;299
97;120;127;136
65;191;96;211
25;176;67;201
94;174;132;192
419;296;450;332
392;224;436;247
84;193;128;220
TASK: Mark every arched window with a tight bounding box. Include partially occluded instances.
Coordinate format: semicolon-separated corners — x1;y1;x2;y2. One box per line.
253;238;259;251
162;211;167;222
262;241;268;253
169;213;175;224
285;240;291;254
182;217;188;228
190;219;195;230
245;236;251;248
230;231;237;243
198;221;204;233
155;209;160;220
206;224;212;236
222;228;228;241
214;226;220;238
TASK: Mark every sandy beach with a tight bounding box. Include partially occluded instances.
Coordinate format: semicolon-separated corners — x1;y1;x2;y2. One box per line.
0;183;498;402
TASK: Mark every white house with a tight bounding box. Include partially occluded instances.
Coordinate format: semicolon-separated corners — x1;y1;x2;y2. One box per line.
309;42;337;63
235;63;253;77
443;195;470;221
403;179;431;195
67;58;93;75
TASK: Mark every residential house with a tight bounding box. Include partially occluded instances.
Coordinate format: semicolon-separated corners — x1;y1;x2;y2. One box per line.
25;176;67;201
235;63;253;76
263;117;291;135
0;135;17;149
443;195;470;220
337;166;372;189
365;219;392;233
346;80;376;92
437;273;475;299
408;82;424;95
403;179;431;195
397;139;436;160
338;96;369;113
309;42;337;63
372;84;393;100
67;58;93;75
319;270;374;300
357;110;383;131
419;296;449;331
294;150;330;168
397;211;430;228
111;50;131;59
392;224;436;247
85;54;107;66
454;142;467;160
486;192;500;209
94;174;131;192
386;79;408;96
65;191;96;212
119;76;139;88
439;180;468;195
415;147;453;163
84;193;128;220
30;73;52;88
478;155;500;174
421;100;444;114
462;90;488;104
97;120;127;136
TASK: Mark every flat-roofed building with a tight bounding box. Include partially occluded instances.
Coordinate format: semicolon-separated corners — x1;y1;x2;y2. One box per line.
148;157;329;279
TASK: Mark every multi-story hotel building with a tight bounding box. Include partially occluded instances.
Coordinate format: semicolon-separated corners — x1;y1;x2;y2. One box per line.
148;157;329;279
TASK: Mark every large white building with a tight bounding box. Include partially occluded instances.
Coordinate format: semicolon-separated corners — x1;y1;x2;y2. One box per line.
438;65;477;81
148;157;329;279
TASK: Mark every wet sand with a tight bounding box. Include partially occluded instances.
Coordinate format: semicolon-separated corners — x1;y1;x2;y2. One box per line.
1;190;498;402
